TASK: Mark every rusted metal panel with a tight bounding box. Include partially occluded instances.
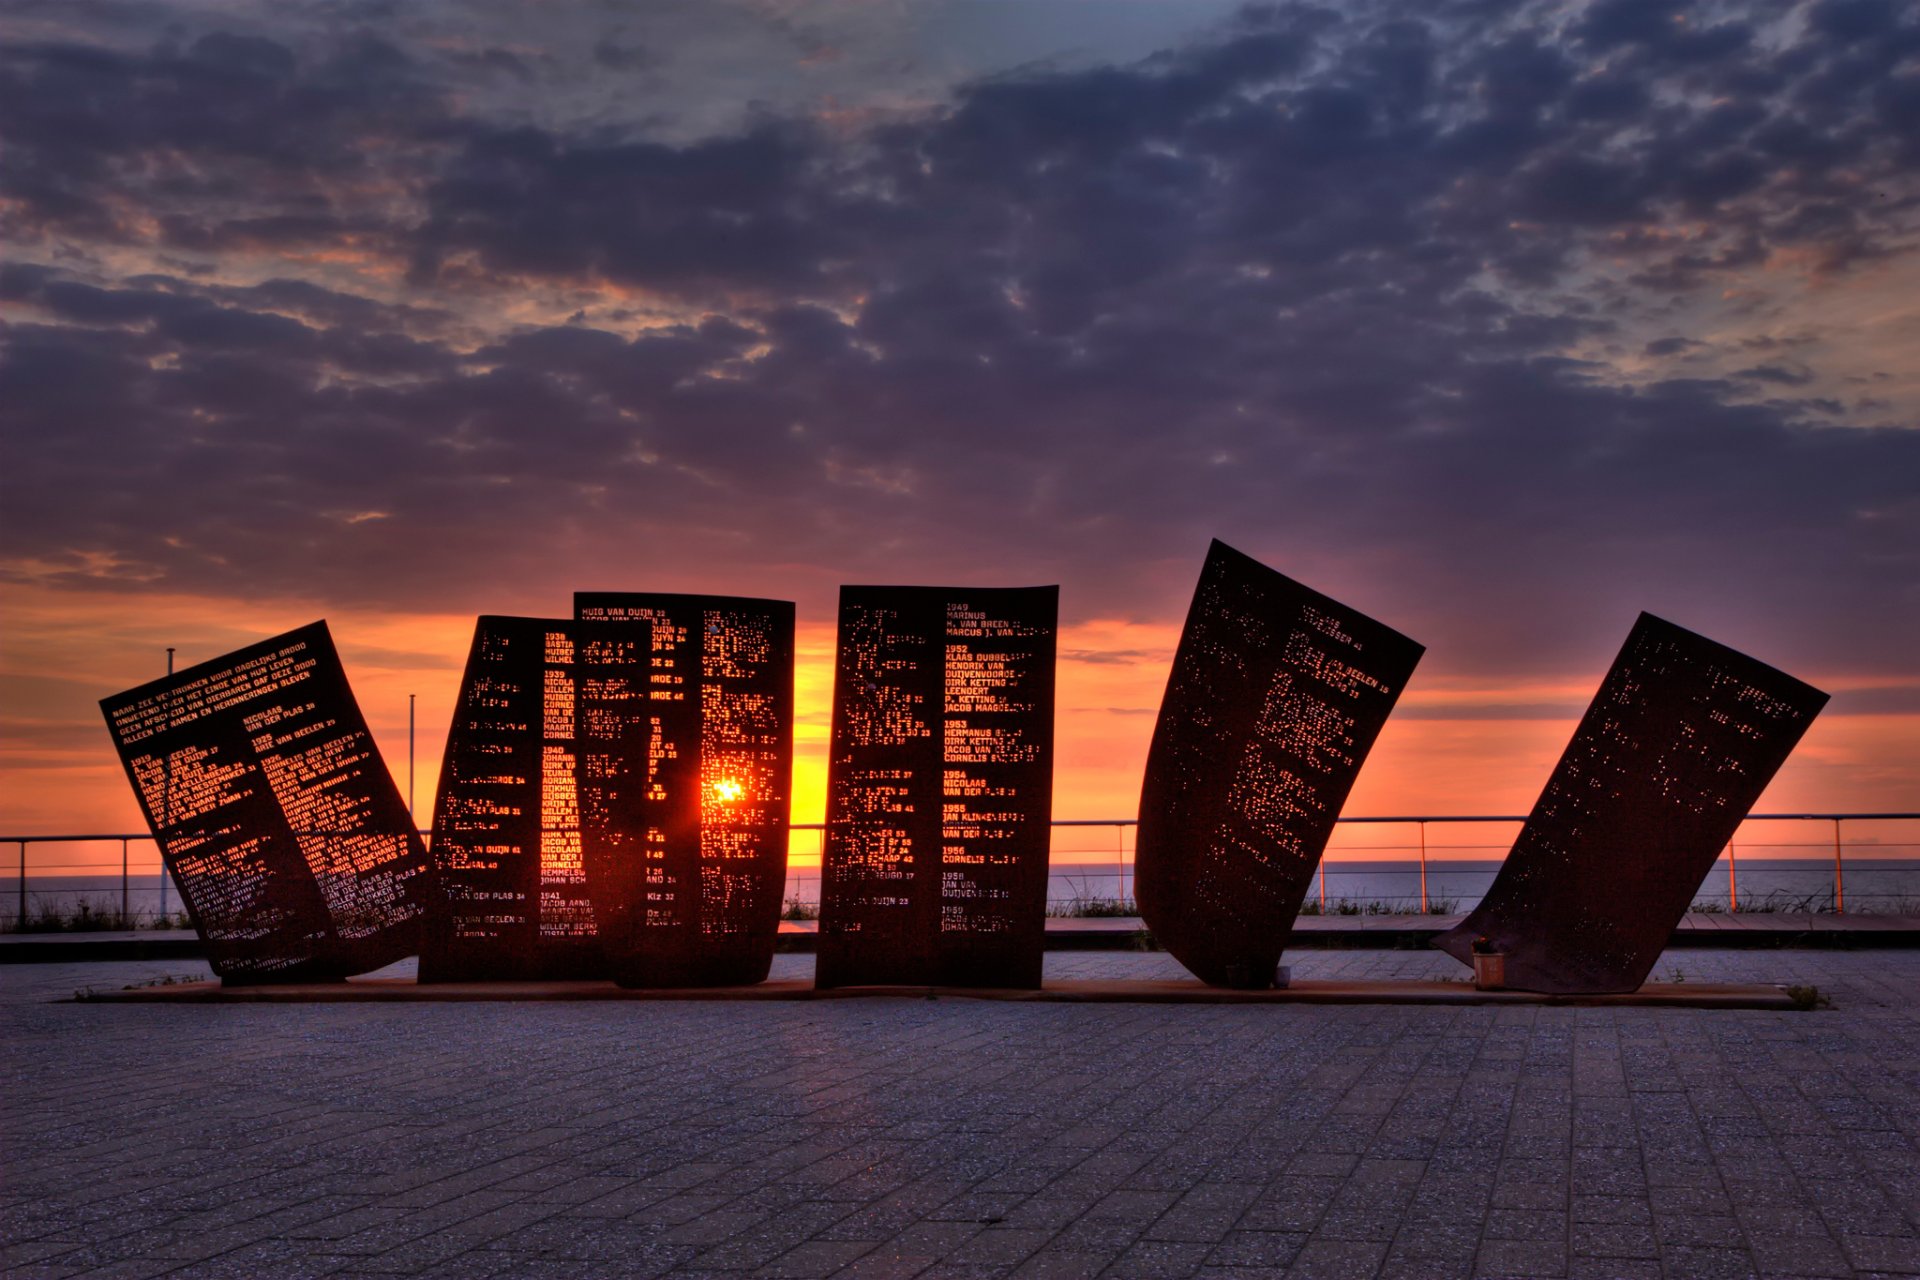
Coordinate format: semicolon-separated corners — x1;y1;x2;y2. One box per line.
419;617;602;982
99;621;431;983
1435;613;1828;994
1136;542;1424;988
816;586;1058;989
574;594;794;988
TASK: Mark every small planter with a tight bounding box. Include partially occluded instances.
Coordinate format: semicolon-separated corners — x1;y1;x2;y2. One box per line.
1471;952;1506;990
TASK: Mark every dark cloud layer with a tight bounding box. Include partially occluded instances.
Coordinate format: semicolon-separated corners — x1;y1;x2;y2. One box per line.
3;1;1918;678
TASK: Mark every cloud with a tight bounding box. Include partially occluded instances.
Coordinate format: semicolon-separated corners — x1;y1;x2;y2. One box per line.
1737;363;1817;385
2;0;1917;684
0;28;442;251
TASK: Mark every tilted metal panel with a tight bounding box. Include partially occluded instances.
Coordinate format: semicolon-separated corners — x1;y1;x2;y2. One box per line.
419;616;602;982
1435;613;1828;993
816;585;1058;989
574;594;794;988
1136;541;1424;988
99;621;431;983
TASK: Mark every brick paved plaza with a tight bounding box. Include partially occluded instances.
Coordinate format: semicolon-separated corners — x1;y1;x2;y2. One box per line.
5;950;1919;1279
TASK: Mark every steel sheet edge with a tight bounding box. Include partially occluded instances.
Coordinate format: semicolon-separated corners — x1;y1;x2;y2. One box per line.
816;586;1058;989
420;616;602;982
99;621;432;983
574;593;794;988
1435;613;1828;994
1136;542;1424;989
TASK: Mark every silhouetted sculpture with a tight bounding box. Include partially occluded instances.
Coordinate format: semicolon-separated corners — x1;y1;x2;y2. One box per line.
1435;614;1827;994
420;617;601;982
99;622;432;983
1136;542;1424;988
574;594;795;987
816;586;1058;989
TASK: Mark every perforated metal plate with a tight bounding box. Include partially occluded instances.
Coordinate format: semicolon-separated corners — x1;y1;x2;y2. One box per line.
419;616;602;982
816;586;1058;989
99;621;432;983
1435;613;1828;994
1136;542;1424;988
574;594;794;988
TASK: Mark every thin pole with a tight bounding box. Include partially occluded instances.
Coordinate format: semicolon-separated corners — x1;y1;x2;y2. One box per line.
1417;820;1428;915
163;647;175;926
1727;840;1738;913
1833;818;1845;914
408;693;416;821
1319;859;1327;911
16;840;24;929
121;837;129;923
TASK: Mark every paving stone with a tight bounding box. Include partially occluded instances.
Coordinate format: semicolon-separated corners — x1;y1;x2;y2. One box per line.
1379;1242;1476;1279
1237;1180;1338;1233
836;1249;937;1278
1281;1237;1387;1278
755;1239;879;1277
947;1227;1055;1266
1571;1219;1659;1259
1482;1206;1564;1242
1104;1239;1212;1278
1655;1211;1748;1248
1659;1244;1762;1277
1839;1233;1920;1272
7;950;1920;1280
1566;1259;1660;1279
1473;1237;1567;1278
1746;1234;1852;1277
1202;1231;1307;1268
1006;1250;1112;1279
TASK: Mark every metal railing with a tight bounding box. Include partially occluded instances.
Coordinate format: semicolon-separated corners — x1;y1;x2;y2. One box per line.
4;813;1917;930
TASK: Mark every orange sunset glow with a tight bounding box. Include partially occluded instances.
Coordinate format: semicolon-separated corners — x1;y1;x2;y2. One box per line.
3;578;1912;876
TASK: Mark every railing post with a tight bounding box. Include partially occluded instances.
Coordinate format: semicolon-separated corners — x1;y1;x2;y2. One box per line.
1833;817;1845;914
1318;860;1327;911
16;839;24;929
1417;820;1428;915
121;837;130;923
1727;840;1737;913
159;845;169;923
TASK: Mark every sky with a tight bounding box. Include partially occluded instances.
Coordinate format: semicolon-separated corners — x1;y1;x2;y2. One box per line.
3;0;1918;858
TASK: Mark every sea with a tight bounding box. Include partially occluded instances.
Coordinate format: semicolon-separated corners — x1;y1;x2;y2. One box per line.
8;858;1919;926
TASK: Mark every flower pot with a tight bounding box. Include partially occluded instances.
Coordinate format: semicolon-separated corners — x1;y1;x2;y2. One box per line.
1472;953;1505;990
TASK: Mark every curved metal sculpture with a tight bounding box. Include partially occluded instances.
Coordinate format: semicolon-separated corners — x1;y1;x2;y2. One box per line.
816;586;1058;989
99;621;432;983
574;593;794;988
420;616;602;982
1435;613;1828;994
1136;542;1424;988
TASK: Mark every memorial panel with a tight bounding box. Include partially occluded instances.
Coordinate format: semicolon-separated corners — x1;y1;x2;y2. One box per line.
99;621;431;983
816;585;1058;989
419;616;601;982
574;594;793;988
1136;541;1424;988
1435;613;1828;994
